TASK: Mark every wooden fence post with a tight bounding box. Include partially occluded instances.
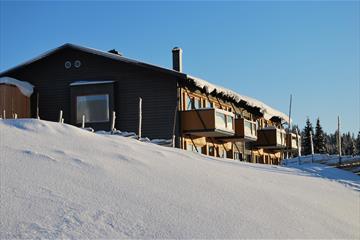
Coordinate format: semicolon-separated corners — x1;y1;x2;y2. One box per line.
36;92;40;119
58;110;63;123
138;97;142;139
81;115;85;128
111;111;116;132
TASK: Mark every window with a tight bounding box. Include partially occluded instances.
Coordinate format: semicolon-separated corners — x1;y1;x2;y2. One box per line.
218;148;226;158
76;94;109;123
186;143;198;153
208;146;215;156
227;115;233;130
234;152;242;160
215;112;227;129
206;100;213;109
194;97;201;109
186;95;192;110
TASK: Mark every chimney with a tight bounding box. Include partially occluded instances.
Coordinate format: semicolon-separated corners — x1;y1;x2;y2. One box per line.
172;47;182;72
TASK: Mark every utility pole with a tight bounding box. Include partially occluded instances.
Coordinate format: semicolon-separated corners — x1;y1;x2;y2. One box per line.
310;130;314;163
338;116;342;165
286;94;292;159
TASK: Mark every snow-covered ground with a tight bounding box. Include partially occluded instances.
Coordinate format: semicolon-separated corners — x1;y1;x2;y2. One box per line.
1;119;359;239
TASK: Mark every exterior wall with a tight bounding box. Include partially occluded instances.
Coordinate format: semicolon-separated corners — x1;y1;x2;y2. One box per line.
0;84;30;118
0;48;179;140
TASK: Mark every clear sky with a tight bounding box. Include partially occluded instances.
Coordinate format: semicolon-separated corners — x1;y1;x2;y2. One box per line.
1;1;359;134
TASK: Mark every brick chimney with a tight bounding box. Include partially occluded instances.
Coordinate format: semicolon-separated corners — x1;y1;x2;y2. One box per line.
172;47;182;72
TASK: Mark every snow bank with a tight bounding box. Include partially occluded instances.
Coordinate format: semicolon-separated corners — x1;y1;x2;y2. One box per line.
1;119;359;238
187;75;290;122
0;76;34;97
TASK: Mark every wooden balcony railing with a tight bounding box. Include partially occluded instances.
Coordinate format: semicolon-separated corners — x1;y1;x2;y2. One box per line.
286;132;301;150
180;108;235;137
218;118;257;142
255;127;287;149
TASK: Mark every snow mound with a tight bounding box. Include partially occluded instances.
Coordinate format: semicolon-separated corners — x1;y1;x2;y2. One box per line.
1;119;359;239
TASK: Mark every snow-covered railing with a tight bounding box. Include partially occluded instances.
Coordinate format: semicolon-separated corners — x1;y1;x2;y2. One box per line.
283;154;360;166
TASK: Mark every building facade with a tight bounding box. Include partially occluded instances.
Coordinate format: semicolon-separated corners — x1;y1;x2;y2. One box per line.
0;43;300;164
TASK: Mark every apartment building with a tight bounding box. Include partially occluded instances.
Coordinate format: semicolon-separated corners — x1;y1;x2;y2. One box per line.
0;43;300;164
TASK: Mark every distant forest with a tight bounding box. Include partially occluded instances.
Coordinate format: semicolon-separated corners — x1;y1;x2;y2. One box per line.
292;118;360;156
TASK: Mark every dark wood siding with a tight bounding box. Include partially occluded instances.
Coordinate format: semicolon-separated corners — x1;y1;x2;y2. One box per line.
0;48;178;139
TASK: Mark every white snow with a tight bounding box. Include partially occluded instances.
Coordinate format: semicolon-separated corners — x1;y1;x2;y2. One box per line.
187;75;290;123
1;119;359;239
69;80;114;86
0;76;34;97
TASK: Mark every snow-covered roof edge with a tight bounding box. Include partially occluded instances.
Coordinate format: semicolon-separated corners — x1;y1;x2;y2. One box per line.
0;77;34;97
70;80;114;86
186;75;290;123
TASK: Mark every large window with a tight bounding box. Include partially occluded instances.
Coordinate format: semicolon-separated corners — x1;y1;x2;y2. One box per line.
215;112;227;129
194;97;201;109
76;94;109;123
216;111;234;130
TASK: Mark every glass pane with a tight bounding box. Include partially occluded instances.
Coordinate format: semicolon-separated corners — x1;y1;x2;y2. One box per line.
76;95;109;123
186;95;192;110
186;143;193;152
194;98;201;109
244;120;252;135
206;101;213;109
209;146;215;156
215;112;226;129
227;116;233;130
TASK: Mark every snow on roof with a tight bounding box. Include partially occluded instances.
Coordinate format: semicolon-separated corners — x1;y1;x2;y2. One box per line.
0;77;34;97
69;80;114;86
187;75;290;123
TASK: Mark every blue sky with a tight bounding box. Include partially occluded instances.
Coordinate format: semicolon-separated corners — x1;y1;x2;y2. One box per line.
1;1;359;134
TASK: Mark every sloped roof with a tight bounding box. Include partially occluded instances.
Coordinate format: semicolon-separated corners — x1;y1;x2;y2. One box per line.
0;43;185;78
0;43;289;123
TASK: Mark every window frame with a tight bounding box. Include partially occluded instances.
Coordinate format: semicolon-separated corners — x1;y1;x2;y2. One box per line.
76;94;110;124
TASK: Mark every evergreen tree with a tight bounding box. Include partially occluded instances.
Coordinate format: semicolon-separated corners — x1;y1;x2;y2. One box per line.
301;118;314;155
314;118;326;154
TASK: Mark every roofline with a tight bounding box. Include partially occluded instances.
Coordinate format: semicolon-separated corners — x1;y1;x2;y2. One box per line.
0;43;187;79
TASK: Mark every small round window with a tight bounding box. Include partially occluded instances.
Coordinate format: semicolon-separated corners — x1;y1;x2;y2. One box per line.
64;61;71;69
74;60;81;68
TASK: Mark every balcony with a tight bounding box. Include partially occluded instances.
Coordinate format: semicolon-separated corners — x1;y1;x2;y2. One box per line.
219;118;258;142
180;108;235;137
286;132;300;150
255;127;287;149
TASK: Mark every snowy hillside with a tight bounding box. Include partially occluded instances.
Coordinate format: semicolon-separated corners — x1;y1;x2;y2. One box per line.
0;119;359;239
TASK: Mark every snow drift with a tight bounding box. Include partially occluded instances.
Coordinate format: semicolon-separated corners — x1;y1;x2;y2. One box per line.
0;119;359;239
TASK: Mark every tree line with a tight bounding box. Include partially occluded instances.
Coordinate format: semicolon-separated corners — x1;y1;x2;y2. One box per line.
292;118;360;156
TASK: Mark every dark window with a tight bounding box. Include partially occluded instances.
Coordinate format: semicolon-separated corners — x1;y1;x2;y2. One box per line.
208;146;215;156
